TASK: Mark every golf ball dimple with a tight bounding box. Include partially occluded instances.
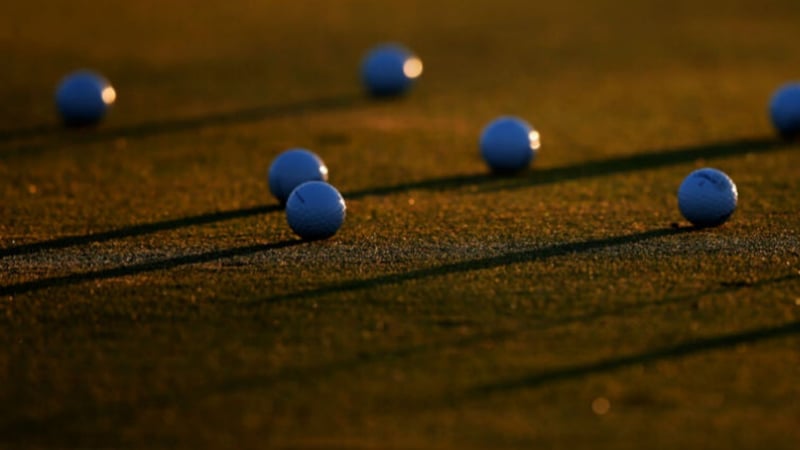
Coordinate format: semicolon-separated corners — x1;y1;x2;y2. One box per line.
479;116;540;173
361;44;423;97
55;70;116;127
677;168;738;228
286;181;346;240
268;149;329;205
769;82;800;139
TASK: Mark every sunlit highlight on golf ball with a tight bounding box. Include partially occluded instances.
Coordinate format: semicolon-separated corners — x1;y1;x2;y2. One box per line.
529;130;541;150
403;57;423;79
102;86;117;105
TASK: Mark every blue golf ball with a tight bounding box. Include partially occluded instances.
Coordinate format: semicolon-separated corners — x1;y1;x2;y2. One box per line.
479;116;541;173
361;44;423;97
769;82;800;139
268;149;329;205
286;181;346;240
678;168;738;228
55;70;116;127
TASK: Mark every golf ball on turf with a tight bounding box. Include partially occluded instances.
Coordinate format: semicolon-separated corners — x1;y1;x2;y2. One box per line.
268;149;329;205
361;44;423;97
480;116;541;173
677;168;738;228
769;82;800;139
286;181;346;240
55;70;116;127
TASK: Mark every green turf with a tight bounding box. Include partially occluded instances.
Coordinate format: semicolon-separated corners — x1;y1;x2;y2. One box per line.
2;0;800;448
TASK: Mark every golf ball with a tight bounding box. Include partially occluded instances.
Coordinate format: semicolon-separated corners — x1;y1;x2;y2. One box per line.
769;82;800;139
268;149;329;205
361;44;423;97
677;168;738;228
479;116;541;173
55;70;116;127
286;181;346;240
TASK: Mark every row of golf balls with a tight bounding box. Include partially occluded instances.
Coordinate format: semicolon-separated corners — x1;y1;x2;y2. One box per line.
52;43;786;239
271;114;545;240
54;44;423;127
54;42;800;136
269;142;738;240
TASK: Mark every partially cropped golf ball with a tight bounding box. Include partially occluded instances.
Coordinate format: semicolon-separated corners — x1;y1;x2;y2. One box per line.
55;70;116;127
480;116;541;173
769;82;800;139
361;44;423;97
286;181;346;240
677;168;738;227
268;149;328;205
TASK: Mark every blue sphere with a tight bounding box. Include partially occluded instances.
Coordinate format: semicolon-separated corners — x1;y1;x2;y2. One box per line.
286;181;346;240
480;116;541;173
769;83;800;139
678;168;738;228
268;149;329;205
55;70;115;127
361;44;422;97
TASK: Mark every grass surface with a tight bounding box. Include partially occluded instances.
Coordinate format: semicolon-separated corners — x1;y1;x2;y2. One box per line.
2;0;800;448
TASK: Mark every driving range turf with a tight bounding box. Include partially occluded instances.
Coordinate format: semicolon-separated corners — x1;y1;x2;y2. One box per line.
2;1;800;448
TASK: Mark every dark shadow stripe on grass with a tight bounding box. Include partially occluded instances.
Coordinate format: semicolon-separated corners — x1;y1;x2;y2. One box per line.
471;320;800;395
476;136;790;193
261;227;690;304
0;239;300;296
0;124;60;142
348;136;790;197
0;205;280;258
0;137;786;258
0;94;367;158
